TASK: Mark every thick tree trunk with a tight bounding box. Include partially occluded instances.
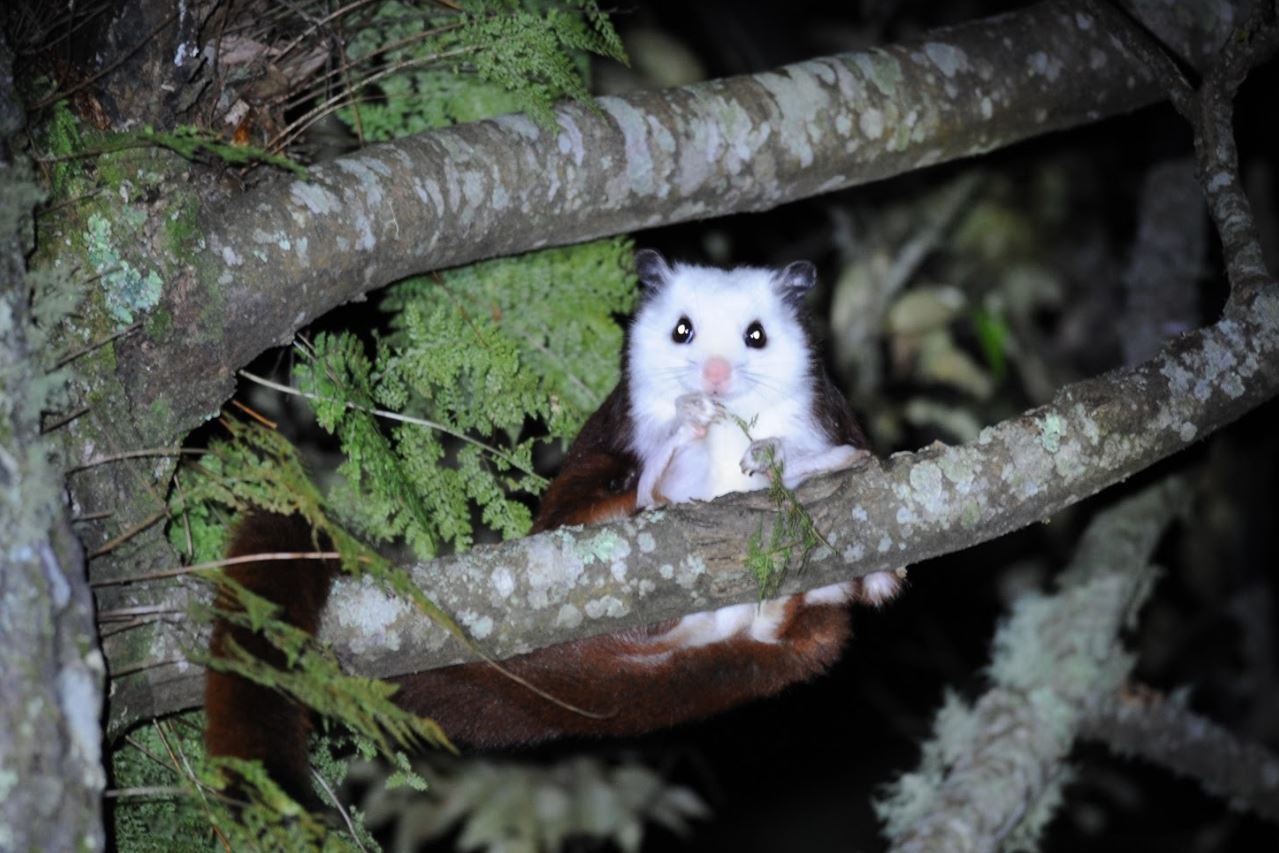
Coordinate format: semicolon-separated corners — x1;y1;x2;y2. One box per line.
0;37;105;853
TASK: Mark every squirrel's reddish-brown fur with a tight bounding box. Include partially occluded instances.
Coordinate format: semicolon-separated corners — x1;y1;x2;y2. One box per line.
203;512;336;806
203;398;858;805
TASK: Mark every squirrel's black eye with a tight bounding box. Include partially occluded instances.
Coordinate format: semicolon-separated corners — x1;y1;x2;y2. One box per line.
745;321;767;349
671;316;694;344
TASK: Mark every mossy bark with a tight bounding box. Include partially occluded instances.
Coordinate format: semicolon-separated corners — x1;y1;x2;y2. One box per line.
0;37;105;853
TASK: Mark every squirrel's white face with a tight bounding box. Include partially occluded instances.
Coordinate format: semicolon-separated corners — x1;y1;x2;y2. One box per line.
627;254;816;424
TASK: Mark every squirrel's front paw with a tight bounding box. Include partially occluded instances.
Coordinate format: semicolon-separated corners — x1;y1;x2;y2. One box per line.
741;437;784;476
675;392;724;439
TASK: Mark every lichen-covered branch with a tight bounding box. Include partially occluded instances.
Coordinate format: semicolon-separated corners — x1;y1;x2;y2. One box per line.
876;478;1189;853
1079;686;1279;824
118;0;1238;434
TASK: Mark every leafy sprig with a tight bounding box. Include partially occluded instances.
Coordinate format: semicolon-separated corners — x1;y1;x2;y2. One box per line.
733;415;833;599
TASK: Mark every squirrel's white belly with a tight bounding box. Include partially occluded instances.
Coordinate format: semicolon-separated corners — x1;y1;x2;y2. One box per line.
702;419;766;498
662;417;767;503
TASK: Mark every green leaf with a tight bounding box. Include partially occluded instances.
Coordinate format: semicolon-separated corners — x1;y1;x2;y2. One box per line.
972;305;1010;382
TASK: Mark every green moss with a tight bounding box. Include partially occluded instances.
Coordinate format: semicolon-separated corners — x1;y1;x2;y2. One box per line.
39;101;87;196
164;200;199;251
90;149;130;194
736;417;833;597
146;396;174;429
145;306;172;339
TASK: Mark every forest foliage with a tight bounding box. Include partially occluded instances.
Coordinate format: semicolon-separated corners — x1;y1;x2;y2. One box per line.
104;1;674;850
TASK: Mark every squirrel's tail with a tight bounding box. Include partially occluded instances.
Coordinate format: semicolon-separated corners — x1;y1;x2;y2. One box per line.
203;512;336;808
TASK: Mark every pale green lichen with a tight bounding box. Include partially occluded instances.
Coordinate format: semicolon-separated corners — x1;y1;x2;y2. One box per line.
528;534;587;608
327;576;411;654
0;768;17;801
609;560;628;583
490;566;516;598
1038;413;1065;453
290;181;341;215
908;460;948;517
673;554;706;588
583;595;626;619
938;451;977;491
923;42;968;78
874;691;976;835
715;99;768;177
1052;441;1088;480
841;543;866;561
573;529;629;564
599;98;658;196
85;212;162;325
756;65;833;167
57;668;105;780
458;610;494;640
1005;767;1073;852
1028;50;1064;82
859;109;885;139
554;603;583;630
852;50;904;97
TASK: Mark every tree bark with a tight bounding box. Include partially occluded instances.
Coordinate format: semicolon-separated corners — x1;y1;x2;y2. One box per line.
1079;687;1279;824
0;37;105;853
116;0;1236;433
881;477;1189;853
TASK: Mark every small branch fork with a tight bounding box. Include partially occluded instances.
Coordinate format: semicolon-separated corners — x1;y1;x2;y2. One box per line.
1092;0;1279;297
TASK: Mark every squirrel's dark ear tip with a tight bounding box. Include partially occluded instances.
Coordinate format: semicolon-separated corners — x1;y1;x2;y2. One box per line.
636;249;672;290
778;260;817;292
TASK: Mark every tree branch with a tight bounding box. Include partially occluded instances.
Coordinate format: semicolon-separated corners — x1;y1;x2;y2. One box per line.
1079;685;1279;824
117;0;1239;433
878;478;1189;852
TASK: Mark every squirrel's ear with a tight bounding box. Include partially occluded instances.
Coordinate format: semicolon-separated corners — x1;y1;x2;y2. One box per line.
635;249;673;291
776;260;817;294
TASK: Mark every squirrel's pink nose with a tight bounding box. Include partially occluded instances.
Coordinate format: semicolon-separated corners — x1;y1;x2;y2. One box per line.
702;357;732;393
